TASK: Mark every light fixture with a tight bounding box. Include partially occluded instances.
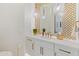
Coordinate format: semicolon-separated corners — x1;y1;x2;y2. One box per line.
42;16;46;19
56;5;61;11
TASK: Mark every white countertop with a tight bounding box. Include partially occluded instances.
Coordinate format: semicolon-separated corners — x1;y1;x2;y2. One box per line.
26;35;79;49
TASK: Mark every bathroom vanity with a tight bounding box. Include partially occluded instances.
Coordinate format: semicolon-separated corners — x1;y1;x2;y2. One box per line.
25;35;79;56
25;3;79;56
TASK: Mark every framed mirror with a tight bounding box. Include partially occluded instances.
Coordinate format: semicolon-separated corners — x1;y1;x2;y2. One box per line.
35;3;54;35
53;3;64;33
39;4;54;34
34;3;64;35
34;3;77;38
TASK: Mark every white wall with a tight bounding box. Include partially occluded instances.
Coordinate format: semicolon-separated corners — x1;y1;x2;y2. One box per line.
0;3;25;56
24;3;35;35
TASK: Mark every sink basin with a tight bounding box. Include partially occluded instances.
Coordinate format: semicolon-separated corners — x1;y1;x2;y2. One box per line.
36;35;57;40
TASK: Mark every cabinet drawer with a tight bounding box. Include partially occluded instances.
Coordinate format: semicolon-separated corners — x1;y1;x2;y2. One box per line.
55;44;79;56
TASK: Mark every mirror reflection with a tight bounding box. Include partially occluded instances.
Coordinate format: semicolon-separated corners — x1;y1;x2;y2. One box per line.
34;3;78;37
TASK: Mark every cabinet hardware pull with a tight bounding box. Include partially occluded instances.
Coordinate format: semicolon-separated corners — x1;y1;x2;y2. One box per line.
59;49;71;54
40;47;44;55
54;52;56;56
32;43;34;50
40;47;41;55
60;22;61;27
41;47;43;55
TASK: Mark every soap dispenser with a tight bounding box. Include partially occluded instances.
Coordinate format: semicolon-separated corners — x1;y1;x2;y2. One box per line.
42;28;46;36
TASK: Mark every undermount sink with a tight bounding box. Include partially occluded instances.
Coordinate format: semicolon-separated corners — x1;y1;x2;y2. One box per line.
36;35;57;40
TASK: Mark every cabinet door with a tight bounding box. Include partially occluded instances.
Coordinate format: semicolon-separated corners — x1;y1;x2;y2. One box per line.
34;43;53;56
34;40;54;56
55;44;79;56
26;38;35;56
34;43;42;56
43;47;54;56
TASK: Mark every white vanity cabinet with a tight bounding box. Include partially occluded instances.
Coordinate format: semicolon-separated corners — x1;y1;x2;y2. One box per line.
34;39;54;56
25;36;55;56
54;44;79;56
26;37;36;56
25;36;79;56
